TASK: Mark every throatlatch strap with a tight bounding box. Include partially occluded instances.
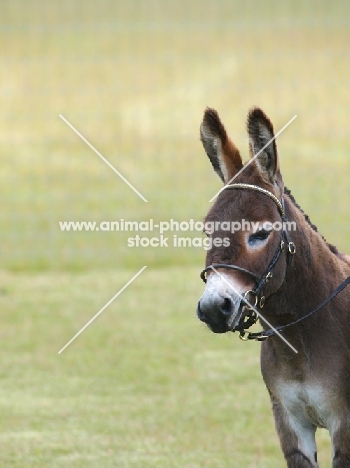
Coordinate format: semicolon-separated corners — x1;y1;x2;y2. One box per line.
247;275;350;341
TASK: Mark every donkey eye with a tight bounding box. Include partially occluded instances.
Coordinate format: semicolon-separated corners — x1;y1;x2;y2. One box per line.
248;229;271;246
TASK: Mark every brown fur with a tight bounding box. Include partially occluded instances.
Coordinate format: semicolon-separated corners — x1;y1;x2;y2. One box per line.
197;107;350;467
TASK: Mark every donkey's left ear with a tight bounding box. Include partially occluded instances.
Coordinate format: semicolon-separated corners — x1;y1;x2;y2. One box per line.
247;107;281;185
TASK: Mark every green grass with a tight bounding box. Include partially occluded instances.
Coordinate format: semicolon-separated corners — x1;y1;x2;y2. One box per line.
0;1;348;466
0;267;332;467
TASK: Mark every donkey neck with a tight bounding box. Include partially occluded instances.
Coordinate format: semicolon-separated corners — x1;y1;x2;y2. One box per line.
263;193;350;341
284;192;349;285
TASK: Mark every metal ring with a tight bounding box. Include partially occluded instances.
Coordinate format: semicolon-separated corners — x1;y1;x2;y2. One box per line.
239;332;249;341
243;290;258;310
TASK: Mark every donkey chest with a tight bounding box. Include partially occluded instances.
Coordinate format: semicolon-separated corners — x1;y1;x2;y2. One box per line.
275;381;334;429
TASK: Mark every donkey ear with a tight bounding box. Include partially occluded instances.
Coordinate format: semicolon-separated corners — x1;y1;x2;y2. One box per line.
247;107;280;184
200;108;243;183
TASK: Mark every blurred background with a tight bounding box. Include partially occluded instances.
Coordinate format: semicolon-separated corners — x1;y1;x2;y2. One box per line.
2;0;349;271
1;1;349;466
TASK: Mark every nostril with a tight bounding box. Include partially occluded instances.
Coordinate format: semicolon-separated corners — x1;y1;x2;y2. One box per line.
220;297;233;316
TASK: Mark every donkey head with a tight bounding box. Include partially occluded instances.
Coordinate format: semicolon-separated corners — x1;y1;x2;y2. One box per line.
197;108;287;333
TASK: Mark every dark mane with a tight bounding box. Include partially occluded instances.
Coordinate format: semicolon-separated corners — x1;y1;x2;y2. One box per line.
284;186;339;255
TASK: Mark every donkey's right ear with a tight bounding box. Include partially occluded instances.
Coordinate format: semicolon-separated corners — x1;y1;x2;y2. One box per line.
200;108;243;183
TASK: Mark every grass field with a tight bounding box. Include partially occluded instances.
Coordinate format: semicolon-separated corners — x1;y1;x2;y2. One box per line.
0;267;332;467
1;0;349;466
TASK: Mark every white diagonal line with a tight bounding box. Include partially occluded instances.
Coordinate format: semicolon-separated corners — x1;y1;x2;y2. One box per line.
59;114;148;202
209;115;297;202
58;266;147;354
209;266;298;353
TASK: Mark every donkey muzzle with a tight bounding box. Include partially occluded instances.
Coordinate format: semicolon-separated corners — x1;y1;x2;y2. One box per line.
196;290;242;334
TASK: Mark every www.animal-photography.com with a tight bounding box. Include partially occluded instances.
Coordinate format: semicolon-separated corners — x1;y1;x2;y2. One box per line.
1;1;349;467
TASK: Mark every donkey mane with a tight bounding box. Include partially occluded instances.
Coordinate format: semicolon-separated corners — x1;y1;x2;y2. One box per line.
284;186;339;255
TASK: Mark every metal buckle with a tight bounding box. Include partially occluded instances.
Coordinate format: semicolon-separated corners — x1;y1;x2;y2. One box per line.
265;271;273;282
280;240;285;251
255;334;269;341
259;296;266;308
288;242;296;254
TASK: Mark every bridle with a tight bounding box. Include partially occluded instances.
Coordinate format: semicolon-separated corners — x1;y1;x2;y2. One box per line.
200;183;350;342
200;183;295;339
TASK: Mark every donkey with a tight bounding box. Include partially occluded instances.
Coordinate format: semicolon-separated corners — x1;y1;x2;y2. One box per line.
196;107;350;467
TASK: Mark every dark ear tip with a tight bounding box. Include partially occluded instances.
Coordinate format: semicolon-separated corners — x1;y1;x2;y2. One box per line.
201;107;227;141
204;106;218;116
202;107;219;126
248;106;266;120
247;106;274;133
